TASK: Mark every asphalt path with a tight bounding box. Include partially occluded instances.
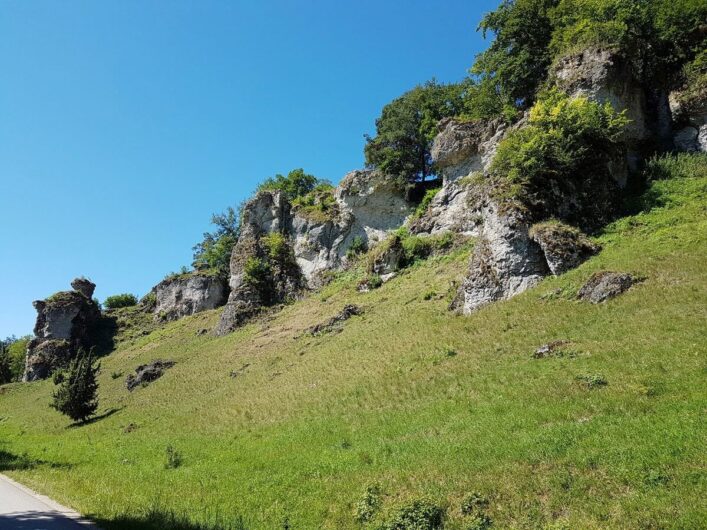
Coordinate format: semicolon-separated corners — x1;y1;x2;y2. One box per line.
0;474;99;530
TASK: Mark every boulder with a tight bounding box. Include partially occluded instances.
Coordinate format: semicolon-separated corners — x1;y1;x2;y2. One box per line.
670;87;707;152
24;279;101;381
529;222;600;275
368;235;405;276
533;340;570;359
153;272;227;322
125;359;175;391
577;271;637;303
70;277;96;298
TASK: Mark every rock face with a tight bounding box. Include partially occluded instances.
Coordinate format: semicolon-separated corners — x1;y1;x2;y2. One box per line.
529;222;600;276
24;279;101;381
153;273;227;322
292;169;413;285
553;49;650;146
216;171;413;334
215;191;306;335
412;118;507;236
577;271;636;303
451;204;550;313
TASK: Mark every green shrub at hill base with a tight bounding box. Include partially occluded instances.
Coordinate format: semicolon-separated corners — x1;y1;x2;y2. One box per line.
104;293;138;310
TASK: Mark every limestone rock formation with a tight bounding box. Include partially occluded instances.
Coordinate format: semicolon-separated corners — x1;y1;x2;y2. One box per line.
450;204;549;314
24;278;101;381
153;273;227;322
577;271;637;303
216;170;413;334
412;118;507;236
529;222;600;276
215;191;305;335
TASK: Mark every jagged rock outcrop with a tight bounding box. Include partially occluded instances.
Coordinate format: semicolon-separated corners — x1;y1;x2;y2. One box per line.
529;222;600;276
411;118;507;236
125;359;175;391
292;169;413;285
153;273;227;322
215;191;305;335
216;170;413;334
24;279;101;381
451;203;550;313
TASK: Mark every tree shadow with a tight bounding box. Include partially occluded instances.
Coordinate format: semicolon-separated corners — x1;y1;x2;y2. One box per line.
0;511;98;529
0;449;73;472
67;407;123;429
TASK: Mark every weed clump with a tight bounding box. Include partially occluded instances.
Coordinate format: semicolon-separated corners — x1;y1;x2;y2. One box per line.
576;374;608;389
354;483;382;523
380;498;444;530
164;444;183;469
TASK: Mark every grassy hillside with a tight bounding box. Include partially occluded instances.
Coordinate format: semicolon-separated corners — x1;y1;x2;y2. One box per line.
1;155;706;529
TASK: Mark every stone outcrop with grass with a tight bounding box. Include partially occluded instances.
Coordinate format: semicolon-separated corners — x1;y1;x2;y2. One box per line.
24;278;101;381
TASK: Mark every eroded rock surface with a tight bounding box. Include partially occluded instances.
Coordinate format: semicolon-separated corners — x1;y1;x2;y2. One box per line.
24;279;101;381
307;304;363;336
153;273;227;322
529;222;600;276
577;271;637;303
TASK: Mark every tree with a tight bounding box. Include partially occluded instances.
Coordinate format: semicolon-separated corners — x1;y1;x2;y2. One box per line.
364;80;466;184
0;343;12;384
192;205;242;276
50;349;99;423
257;168;319;199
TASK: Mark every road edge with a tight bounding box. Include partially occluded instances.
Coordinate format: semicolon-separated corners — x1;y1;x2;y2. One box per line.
0;473;101;529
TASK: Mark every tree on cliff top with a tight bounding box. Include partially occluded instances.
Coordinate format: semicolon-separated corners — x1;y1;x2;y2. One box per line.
192;205;242;277
364;80;466;184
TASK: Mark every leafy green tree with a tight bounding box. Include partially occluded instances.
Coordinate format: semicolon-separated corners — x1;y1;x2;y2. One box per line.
7;337;30;381
257;168;319;199
472;0;558;113
364;80;466;184
192;205;242;276
50;349;99;423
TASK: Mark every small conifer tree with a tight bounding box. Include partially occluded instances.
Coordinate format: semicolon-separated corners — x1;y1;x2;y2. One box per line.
50;349;99;423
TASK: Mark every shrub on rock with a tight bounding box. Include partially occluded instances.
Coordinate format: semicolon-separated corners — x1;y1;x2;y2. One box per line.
104;293;138;309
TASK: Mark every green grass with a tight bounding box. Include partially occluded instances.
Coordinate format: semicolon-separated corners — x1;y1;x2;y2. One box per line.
1;160;706;529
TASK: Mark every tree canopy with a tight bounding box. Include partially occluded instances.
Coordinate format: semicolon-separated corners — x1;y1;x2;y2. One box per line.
192;205;241;277
364;81;466;184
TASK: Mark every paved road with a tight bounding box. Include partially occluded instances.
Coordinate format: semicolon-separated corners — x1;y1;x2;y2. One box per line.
0;474;99;530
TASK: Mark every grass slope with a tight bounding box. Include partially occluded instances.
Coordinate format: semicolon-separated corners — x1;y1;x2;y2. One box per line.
1;159;706;529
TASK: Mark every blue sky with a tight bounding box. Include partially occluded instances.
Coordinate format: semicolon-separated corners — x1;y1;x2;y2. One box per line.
0;0;498;337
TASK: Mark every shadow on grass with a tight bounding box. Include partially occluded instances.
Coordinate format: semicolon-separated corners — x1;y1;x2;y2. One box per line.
67;407;123;429
0;449;73;472
94;509;250;530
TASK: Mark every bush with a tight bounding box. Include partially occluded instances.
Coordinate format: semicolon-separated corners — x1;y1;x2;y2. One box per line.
346;236;368;260
257;168;319;200
413;187;441;219
192;205;241;277
50;350;99;423
354;483;382;523
164;444;183;469
243;257;271;291
380;498;445;530
104;293;138;309
490;89;628;223
645;152;707;181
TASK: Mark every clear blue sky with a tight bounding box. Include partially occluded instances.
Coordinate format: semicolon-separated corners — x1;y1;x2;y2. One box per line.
0;0;498;337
